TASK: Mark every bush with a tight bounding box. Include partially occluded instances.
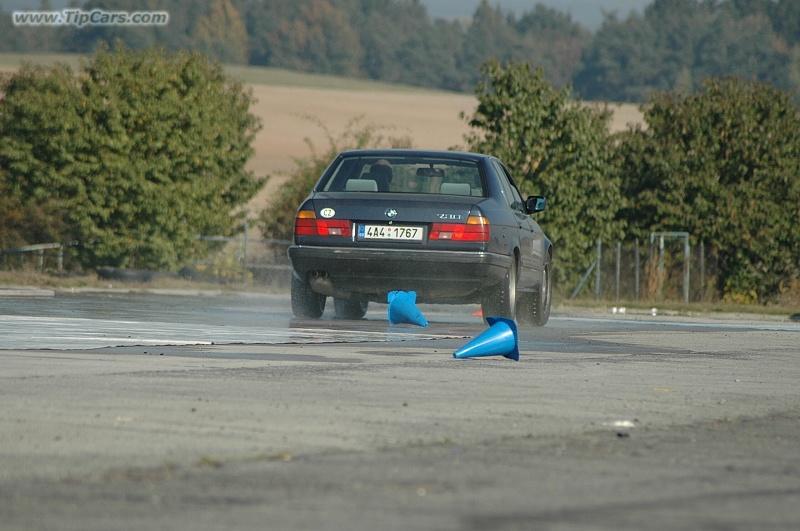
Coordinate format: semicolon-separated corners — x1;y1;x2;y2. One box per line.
463;61;623;288
258;118;411;240
0;195;71;251
616;78;800;302
0;46;263;270
0;64;79;251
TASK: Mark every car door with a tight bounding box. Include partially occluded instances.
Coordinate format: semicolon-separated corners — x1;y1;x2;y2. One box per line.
485;159;522;252
495;161;544;292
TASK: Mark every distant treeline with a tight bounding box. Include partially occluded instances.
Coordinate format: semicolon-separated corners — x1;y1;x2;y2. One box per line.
2;0;799;102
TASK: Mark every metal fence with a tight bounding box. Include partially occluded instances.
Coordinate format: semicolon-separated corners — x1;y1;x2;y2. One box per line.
192;233;291;286
2;230;724;302
0;243;72;273
0;234;292;287
570;235;721;303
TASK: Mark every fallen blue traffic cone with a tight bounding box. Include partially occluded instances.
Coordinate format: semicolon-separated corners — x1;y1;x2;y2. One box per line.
387;290;429;327
453;316;519;361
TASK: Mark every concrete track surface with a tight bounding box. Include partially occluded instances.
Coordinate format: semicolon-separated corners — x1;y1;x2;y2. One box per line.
1;293;799;530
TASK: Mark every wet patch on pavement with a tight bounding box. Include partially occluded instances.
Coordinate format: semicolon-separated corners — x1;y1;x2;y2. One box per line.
0;315;465;350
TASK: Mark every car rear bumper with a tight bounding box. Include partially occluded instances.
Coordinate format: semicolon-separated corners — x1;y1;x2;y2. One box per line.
288;245;512;303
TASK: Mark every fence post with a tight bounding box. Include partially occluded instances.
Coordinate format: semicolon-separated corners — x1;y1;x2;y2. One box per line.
658;235;665;299
37;249;44;272
241;222;249;267
57;246;64;273
634;238;640;301
699;240;705;302
595;238;602;300
683;237;690;304
615;241;621;302
570;260;597;300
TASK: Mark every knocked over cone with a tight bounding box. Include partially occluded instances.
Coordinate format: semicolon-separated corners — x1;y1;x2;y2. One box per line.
453;316;519;361
387;290;429;327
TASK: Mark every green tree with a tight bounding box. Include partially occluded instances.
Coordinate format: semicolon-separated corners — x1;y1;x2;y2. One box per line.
769;0;800;47
237;0;295;65
0;6;12;50
577;0;797;101
0;47;263;269
464;61;622;287
457;1;518;90
191;0;248;64
577;0;714;101
513;4;590;88
695;9;789;91
354;0;463;90
247;0;362;76
0;0;69;52
68;0;195;53
0;65;78;250
616;78;800;302
0;194;70;251
0;64;82;205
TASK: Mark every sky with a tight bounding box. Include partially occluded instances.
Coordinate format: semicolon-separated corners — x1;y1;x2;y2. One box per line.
422;0;654;29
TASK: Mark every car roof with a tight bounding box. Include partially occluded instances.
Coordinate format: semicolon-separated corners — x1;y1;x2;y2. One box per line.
338;149;491;162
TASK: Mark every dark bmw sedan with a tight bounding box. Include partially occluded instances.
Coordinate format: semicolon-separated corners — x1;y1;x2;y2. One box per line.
288;149;553;325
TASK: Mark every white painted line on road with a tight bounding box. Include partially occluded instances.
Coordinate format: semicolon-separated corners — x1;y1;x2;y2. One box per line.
0;315;145;325
0;315;463;350
289;327;460;340
553;316;800;332
602;420;637;428
31;336;214;345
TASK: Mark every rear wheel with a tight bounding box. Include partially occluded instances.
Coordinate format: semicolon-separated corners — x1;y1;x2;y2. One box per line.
520;262;552;326
334;297;369;320
481;260;517;320
291;274;326;318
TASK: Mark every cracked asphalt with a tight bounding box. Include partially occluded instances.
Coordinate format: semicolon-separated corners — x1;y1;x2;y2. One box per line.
1;293;799;530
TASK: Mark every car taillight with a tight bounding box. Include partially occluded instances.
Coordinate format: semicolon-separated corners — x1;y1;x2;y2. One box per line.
294;210;352;237
429;215;490;242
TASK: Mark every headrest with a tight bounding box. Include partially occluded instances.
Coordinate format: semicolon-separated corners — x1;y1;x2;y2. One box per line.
439;182;471;196
345;179;378;192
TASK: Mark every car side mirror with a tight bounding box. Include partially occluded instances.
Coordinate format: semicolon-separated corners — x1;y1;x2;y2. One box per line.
525;195;546;214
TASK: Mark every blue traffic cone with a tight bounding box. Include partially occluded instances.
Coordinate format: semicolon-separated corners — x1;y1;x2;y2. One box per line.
387;290;429;327
453;316;519;361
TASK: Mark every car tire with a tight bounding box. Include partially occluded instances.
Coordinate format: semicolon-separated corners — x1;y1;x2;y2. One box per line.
334;297;369;320
520;262;552;326
481;260;517;320
291;274;326;318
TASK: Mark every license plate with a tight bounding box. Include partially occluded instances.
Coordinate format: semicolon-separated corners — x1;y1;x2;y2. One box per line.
358;224;423;241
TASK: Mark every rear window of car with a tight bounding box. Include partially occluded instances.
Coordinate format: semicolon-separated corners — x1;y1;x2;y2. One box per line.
318;156;485;196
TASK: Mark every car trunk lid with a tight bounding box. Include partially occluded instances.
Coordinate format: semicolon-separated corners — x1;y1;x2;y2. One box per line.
303;192;487;249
